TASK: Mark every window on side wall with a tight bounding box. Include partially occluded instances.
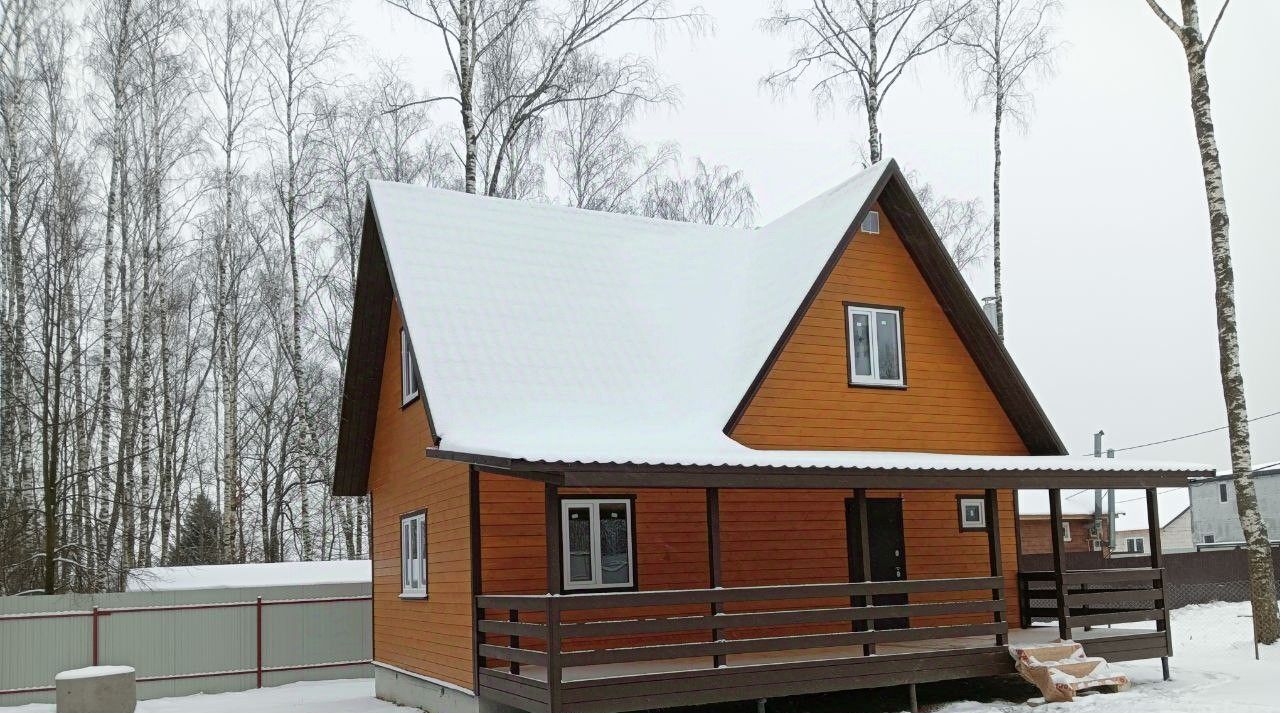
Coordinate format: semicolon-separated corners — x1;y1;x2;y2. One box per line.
401;327;419;406
400;511;427;598
1060;522;1071;542
561;498;635;592
1125;537;1145;554
846;304;905;387
1219;483;1229;503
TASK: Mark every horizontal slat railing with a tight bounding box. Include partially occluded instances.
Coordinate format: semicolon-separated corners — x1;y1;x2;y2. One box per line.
1062;568;1162;585
475;576;1008;690
559;622;1007;667
1017;568;1168;631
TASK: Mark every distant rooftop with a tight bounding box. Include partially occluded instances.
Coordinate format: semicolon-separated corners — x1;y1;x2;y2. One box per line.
127;560;370;591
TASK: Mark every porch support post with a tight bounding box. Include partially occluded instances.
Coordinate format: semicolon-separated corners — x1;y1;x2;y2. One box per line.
469;467;486;688
1048;488;1070;641
1146;487;1171;680
706;488;725;668
852;488;875;655
984;489;1007;646
544;483;562;713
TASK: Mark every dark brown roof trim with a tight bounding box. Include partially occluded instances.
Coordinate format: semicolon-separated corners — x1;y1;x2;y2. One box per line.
722;163;896;434
877;173;1065;456
722;161;1067;457
332;191;439;497
427;448;1207;490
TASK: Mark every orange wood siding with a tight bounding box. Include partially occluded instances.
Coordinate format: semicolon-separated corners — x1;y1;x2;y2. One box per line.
368;303;474;689
729;203;1028;626
478;475;711;651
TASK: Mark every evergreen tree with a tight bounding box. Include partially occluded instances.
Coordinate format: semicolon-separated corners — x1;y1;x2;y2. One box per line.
171;494;222;566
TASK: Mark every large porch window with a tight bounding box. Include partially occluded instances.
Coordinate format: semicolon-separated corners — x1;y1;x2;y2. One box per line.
560;498;635;591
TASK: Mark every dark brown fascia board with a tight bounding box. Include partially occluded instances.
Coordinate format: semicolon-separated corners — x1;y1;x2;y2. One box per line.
876;174;1066;456
332;187;440;496
722;162;897;435
332;206;392;497
426;448;1207;490
721;161;1067;457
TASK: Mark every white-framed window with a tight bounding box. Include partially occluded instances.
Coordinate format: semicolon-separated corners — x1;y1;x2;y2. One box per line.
1060;522;1072;542
861;210;881;234
400;327;419;406
1125;536;1145;554
846;304;904;387
957;497;986;531
1219;483;1229;503
561;498;635;591
400;511;427;598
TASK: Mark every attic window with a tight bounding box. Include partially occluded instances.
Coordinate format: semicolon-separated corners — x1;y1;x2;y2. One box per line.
846;304;905;387
861;211;880;234
401;327;419;406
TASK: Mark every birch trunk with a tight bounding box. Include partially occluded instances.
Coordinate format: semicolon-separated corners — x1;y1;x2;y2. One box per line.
459;0;477;193
1146;0;1280;644
991;96;1004;339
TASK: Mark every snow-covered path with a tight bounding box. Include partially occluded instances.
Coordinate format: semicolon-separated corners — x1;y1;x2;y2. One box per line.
8;601;1276;713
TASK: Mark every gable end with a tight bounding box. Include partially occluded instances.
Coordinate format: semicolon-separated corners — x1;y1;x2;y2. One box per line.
723;163;1066;456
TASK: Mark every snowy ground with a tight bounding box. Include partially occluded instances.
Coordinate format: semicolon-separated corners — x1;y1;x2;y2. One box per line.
937;600;1278;713
9;601;1276;713
8;679;407;713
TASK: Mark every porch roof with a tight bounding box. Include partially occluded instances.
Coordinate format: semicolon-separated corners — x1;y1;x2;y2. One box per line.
430;442;1211;490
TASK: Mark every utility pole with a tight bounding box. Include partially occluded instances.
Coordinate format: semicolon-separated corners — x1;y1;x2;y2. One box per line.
1107;448;1116;551
1093;431;1105;552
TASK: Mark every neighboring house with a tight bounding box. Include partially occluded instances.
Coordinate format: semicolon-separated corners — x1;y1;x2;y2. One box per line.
331;159;1210;713
1190;462;1280;550
1112;488;1194;557
1016;488;1192;557
1016;490;1107;555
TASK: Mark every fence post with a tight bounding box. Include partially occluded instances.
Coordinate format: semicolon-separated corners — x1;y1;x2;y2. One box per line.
91;607;100;666
546;597;561;713
255;597;263;689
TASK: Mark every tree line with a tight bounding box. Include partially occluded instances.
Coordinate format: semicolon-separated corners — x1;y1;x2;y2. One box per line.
0;0;769;595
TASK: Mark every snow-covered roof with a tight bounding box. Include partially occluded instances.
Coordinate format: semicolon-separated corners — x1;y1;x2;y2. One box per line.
1213;460;1280;478
127;561;370;591
374;162;889;461
353;159;1211;483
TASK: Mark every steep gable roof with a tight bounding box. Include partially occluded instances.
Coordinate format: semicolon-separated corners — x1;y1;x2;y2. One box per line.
333;160;1120;495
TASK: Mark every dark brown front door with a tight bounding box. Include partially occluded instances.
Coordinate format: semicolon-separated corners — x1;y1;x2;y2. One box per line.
847;497;909;629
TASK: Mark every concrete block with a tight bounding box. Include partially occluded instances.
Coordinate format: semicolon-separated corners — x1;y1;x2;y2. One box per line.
55;665;137;713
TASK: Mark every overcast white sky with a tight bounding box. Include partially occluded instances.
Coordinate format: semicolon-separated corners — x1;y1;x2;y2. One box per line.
349;0;1280;471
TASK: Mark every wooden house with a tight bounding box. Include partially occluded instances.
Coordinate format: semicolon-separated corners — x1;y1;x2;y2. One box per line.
332;160;1211;713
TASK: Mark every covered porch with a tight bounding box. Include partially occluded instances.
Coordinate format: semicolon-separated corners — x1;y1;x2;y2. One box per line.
450;453;1197;713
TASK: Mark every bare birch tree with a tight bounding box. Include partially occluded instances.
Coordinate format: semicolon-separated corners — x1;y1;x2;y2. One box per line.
911;177;991;273
762;0;971;163
192;0;266;565
383;0;700;194
948;0;1057;339
261;0;343;561
641;157;757;227
1142;0;1278;645
550;76;676;213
